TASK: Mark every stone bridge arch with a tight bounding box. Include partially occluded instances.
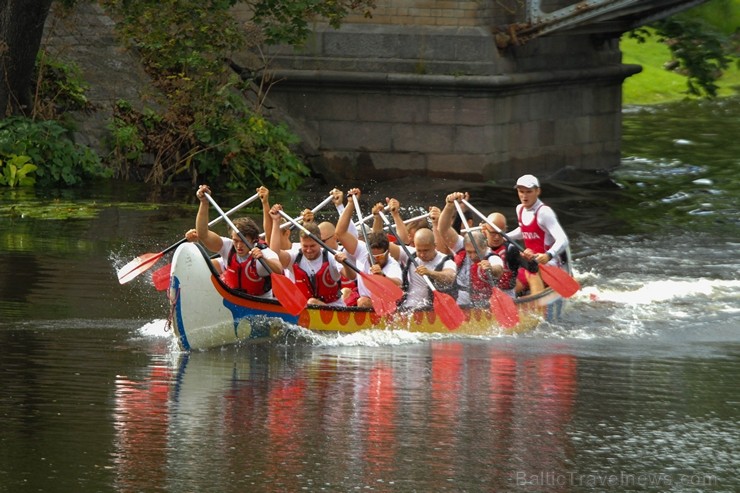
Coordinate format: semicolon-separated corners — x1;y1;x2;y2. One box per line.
233;0;708;183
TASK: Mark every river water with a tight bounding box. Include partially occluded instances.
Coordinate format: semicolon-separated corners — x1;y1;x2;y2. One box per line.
1;97;738;492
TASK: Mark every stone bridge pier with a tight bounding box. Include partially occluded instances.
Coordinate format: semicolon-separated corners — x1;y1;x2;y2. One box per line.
244;0;706;184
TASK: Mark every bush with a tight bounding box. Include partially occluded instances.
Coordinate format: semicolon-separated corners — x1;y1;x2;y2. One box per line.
0;117;110;187
34;49;95;119
99;0;373;191
0;155;38;187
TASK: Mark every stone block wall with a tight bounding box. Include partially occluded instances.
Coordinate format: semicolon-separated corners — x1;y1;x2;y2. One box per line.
266;61;634;183
342;0;494;27
240;0;639;182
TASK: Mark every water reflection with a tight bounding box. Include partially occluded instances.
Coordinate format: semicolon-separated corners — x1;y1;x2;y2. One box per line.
1;94;738;493
110;343;579;492
620;96;740;234
112;363;171;493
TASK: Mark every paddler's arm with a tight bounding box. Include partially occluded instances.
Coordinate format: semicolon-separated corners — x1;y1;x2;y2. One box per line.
429;205;450;255
251;246;283;274
371;202;384;233
335;189;360;256
383;198;404;261
195;185;224;252
438;192;465;252
333;251;357;281
417;264;456;288
268;204;292;268
257;186;272;246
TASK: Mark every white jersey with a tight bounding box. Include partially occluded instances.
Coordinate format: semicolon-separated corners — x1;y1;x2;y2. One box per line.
403;251;457;309
350;241;403;298
508;199;568;262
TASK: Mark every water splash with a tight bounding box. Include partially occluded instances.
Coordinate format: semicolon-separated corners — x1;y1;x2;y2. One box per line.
578;278;738;305
280;325;448;347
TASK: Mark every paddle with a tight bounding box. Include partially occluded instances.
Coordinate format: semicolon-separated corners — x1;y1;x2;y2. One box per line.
376;211;430;243
349;194;401;315
205;193;308;316
277;209;403;316
259;193;334;239
351;193;375;265
117;192;261;285
152;263;171;290
353;204;388;229
152;193;335;291
461;199;580;298
453;200;519;328
378;211;465;330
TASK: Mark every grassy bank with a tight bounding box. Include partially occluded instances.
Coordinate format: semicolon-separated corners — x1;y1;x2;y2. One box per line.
621;0;740;105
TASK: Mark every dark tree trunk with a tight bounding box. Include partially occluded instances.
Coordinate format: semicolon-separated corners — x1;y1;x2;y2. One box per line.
0;0;54;116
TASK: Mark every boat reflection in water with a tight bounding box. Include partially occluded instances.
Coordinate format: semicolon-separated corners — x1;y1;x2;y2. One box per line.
110;343;576;491
112;360;173;493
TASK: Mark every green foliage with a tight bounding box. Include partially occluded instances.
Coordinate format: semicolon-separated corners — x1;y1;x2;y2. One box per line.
0;155;38;187
106;0;244;77
0;117;110;187
627;1;739;99
653;17;733;98
187;78;311;189
688;0;740;37
194;108;310;190
251;0;376;46
106;100;148;179
34;49;94;119
102;0;344;190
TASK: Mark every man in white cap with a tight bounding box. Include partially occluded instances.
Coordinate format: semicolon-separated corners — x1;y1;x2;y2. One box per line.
506;174;569;294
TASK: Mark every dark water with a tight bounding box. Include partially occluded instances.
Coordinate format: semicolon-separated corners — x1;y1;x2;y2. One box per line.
0;97;738;492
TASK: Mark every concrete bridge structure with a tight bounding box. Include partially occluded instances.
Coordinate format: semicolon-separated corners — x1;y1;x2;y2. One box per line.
248;0;708;183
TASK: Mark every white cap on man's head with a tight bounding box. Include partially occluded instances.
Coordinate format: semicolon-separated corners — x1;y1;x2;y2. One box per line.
515;174;540;189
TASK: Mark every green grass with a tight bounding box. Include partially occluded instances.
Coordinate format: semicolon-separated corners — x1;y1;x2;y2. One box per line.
621;0;740;105
621;33;740;105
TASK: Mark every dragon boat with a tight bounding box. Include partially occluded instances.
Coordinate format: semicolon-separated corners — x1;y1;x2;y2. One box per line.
166;242;564;351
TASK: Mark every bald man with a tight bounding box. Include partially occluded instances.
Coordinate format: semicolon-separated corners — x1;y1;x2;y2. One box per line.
401;228;457;309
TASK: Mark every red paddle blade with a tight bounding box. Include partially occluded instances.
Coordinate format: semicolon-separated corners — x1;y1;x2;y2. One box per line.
118;252;163;284
360;273;401;316
362;272;404;303
152;263;171;291
540;264;580;298
271;273;308;316
489;288;519;329
371;293;397;317
433;291;466;330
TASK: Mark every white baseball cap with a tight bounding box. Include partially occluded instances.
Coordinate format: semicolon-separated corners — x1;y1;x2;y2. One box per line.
515;174;540;188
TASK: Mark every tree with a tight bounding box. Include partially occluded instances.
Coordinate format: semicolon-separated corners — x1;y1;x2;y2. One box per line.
0;0;54;116
652;17;734;98
630;0;739;98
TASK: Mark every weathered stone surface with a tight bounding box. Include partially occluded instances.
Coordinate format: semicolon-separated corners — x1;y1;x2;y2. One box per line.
43;3;158;156
42;1;646;185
